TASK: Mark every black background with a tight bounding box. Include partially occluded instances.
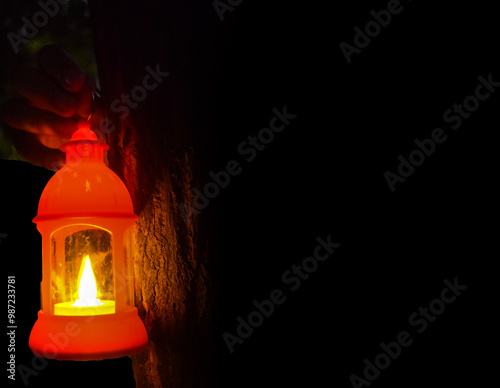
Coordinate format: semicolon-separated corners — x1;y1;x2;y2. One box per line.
1;0;497;387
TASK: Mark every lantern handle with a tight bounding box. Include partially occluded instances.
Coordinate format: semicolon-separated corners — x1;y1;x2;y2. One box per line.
82;88;101;123
85;90;95;122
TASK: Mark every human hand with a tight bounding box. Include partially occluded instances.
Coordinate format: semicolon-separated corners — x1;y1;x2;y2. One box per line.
2;45;99;171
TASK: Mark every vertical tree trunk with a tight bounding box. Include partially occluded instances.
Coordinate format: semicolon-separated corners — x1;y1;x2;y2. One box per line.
88;1;216;386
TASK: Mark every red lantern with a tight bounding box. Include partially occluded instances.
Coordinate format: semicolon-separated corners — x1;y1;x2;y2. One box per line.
29;121;148;360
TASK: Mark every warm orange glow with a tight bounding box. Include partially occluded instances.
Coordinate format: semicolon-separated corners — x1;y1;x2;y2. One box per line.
73;256;103;307
30;121;148;360
53;254;115;316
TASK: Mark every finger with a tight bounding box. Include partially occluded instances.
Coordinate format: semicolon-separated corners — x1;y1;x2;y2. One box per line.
3;127;66;171
3;99;78;138
36;134;70;150
9;66;79;118
37;45;86;93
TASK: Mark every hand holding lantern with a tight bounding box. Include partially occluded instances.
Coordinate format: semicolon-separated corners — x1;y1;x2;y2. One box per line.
2;45;98;170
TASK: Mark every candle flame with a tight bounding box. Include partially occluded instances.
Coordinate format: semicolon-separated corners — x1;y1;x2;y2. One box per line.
72;256;103;307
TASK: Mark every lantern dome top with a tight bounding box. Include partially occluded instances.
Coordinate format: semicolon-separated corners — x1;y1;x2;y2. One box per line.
33;122;137;223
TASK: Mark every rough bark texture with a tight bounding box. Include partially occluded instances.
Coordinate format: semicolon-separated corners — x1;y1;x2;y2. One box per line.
88;1;216;387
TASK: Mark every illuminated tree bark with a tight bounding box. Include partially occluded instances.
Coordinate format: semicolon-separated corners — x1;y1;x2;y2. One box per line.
88;1;216;386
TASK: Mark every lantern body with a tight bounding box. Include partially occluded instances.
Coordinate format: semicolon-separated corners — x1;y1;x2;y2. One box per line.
29;123;148;360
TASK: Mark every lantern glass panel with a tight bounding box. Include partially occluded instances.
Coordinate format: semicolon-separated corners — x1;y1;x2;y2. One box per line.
50;225;115;315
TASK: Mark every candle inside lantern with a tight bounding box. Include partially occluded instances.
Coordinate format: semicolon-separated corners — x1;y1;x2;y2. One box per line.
73;256;103;307
53;255;115;316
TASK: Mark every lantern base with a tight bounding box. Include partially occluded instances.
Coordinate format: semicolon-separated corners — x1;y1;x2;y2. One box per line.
29;307;148;361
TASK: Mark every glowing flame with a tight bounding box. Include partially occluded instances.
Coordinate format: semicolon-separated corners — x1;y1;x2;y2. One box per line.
72;256;103;307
